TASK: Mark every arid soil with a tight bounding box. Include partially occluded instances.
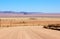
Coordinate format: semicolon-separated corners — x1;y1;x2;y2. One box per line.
0;17;60;27
0;26;60;39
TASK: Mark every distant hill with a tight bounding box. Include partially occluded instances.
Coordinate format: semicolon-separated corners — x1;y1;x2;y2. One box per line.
0;11;60;14
0;11;60;18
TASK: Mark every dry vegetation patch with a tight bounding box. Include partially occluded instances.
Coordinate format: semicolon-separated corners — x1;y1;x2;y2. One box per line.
0;17;60;27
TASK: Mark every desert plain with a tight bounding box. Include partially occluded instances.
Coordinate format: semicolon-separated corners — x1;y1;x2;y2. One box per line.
0;17;60;27
0;13;60;39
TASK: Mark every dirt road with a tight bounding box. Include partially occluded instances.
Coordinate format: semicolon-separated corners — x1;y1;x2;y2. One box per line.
0;26;60;39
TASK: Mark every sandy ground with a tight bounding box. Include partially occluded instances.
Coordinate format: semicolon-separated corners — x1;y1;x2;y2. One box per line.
1;17;60;27
0;26;60;39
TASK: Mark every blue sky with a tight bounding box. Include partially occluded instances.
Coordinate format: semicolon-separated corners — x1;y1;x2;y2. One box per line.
0;0;60;13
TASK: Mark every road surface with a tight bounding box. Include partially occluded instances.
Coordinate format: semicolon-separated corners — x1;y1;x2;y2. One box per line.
0;26;60;39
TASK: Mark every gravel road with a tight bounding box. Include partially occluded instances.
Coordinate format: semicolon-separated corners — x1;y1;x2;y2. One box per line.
0;26;60;39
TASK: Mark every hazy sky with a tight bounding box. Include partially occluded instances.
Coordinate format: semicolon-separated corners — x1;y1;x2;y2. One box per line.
0;0;60;13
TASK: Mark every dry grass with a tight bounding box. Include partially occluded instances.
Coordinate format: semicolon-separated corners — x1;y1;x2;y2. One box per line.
0;17;60;27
